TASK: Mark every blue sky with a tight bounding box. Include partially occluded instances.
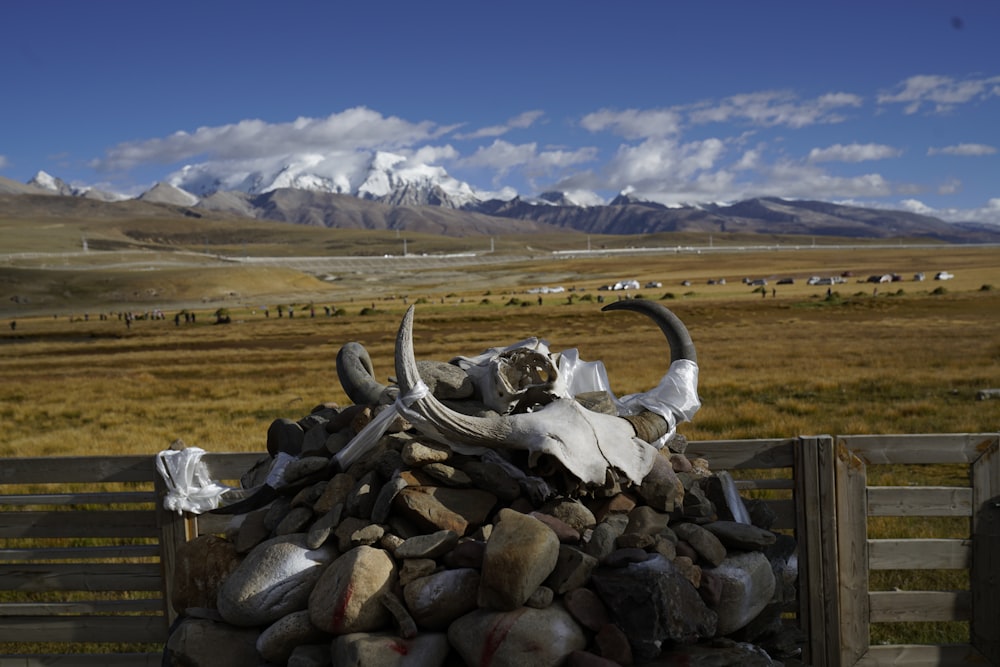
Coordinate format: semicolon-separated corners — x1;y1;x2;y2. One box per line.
2;1;999;223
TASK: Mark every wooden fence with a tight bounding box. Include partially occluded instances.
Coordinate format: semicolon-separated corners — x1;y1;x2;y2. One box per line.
1;434;997;666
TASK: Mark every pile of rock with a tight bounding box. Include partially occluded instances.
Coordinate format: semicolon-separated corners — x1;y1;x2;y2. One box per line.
162;303;804;666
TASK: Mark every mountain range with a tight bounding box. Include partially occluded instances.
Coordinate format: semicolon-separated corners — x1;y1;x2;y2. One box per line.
3;152;999;243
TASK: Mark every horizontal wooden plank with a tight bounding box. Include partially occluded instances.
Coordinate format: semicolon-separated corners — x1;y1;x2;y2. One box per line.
732;478;794;490
867;486;972;517
0;545;160;562
0;598;163;616
0;655;163;667
0;563;163;593
869;590;970;623
840;433;997;465
869;538;972;570
0;492;155;507
684;438;796;469
0;510;158;539
0;457;157;486
0;615;166;644
856;644;987;666
201;453;267;482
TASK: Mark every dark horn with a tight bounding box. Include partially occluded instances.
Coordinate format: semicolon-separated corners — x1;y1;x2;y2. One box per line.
601;299;697;363
336;342;389;405
602;299;698;443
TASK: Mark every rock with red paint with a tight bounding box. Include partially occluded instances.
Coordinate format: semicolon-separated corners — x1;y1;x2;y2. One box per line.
309;545;397;634
478;508;560;611
330;631;451;666
215;533;337;627
447;603;587;667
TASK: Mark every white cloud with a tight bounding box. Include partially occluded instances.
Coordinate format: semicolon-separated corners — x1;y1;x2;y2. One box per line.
878;74;1000;114
579;108;683;139
808;143;902;163
454;110;545;140
927;143;997;156
92;107;446;171
899;198;935;215
900;197;1000;225
687;90;863;128
460;139;597;180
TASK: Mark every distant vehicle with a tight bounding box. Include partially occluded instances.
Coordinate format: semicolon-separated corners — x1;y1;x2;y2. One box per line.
777;278;794;285
749;278;767;287
934;271;954;280
681;280;692;287
644;281;662;288
913;272;925;281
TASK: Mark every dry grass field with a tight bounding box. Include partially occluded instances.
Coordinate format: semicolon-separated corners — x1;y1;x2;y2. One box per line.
2;243;996;457
2;236;998;647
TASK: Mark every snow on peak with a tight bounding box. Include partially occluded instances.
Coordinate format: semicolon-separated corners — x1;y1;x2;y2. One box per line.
29;170;74;195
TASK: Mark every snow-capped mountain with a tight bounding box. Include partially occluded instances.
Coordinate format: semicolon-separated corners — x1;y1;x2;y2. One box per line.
28;170;122;202
29;170;76;196
166;151;483;209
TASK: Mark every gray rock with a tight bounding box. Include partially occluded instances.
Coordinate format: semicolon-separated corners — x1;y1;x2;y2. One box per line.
395;529;460;559
706;550;776;636
545;544;598;594
394;485;497;535
479;508;560;610
674;521;727;567
256;610;326;663
404;568;481;630
163;617;260;667
216;534;336;627
288;643;333;667
591;554;717;659
267;418;304;457
703;520;777;551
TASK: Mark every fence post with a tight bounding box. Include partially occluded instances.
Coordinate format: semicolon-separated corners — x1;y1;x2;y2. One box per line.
835;439;868;666
794;435;836;666
971;437;1000;663
154;469;197;628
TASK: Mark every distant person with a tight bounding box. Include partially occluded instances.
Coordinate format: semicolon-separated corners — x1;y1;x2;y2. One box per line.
9;320;15;331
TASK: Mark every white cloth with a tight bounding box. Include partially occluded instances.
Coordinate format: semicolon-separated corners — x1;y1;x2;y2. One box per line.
156;447;232;515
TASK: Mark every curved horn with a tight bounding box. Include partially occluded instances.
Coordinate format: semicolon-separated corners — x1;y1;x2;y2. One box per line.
601;299;698;443
395;307;515;446
337;342;390;405
601;299;697;363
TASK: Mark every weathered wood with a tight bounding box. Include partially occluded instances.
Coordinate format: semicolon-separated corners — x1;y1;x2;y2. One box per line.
0;563;163;593
868;538;972;570
0;655;162;667
0;615;165;644
867;486;973;517
869;590;970;622
0;545;160;562
971;437;1000;664
0;457;157;485
0;492;155;507
835;440;869;667
795;435;837;667
682;438;796;469
732;478;794;490
855;644;990;666
0;599;163;616
839;433;993;466
154;469;194;628
0;510;159;539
